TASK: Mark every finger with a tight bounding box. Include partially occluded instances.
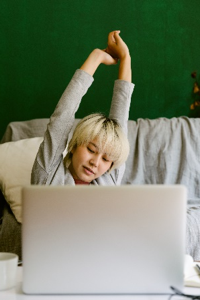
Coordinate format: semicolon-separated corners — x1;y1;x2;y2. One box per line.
108;30;120;44
107;32;115;45
112;30;120;42
114;31;122;44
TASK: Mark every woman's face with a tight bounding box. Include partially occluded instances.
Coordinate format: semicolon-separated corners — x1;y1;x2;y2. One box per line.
68;140;112;183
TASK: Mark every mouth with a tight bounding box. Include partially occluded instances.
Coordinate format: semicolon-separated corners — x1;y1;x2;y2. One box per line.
83;166;95;175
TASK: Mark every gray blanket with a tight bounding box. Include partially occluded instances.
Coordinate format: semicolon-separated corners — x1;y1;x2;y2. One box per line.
123;117;200;260
1;116;200;260
123;117;200;202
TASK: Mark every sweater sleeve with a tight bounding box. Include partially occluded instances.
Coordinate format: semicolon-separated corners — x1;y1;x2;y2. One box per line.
31;69;94;184
109;79;135;135
109;79;135;185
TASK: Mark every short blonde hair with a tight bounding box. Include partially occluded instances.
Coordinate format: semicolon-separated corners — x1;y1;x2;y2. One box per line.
65;113;130;172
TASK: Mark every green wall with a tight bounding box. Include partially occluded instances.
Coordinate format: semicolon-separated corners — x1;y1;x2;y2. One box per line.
1;0;200;139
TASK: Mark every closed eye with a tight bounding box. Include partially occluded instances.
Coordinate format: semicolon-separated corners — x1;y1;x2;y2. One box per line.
103;157;110;162
87;147;95;153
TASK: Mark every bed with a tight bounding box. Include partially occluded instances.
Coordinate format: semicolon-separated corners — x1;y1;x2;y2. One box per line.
0;117;200;261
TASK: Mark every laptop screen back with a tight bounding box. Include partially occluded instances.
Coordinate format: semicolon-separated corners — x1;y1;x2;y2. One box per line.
22;185;187;295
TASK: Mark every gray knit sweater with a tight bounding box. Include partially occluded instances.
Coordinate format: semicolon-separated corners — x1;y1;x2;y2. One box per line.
31;69;134;186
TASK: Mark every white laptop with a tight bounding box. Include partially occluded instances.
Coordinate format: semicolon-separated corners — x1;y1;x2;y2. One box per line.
22;185;187;295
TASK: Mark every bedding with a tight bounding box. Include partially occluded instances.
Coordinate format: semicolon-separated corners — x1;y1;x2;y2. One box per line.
1;117;200;261
0;137;43;223
0;119;49;260
1;119;49;143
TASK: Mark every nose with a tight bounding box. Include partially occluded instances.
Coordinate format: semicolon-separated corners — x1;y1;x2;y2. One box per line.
90;154;101;167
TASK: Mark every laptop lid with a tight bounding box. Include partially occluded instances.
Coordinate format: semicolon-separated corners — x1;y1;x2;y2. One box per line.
22;185;187;295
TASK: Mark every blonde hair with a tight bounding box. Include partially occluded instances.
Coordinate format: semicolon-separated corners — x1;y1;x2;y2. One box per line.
64;113;129;173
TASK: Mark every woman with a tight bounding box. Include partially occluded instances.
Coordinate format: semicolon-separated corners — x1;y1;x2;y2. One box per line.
31;30;135;186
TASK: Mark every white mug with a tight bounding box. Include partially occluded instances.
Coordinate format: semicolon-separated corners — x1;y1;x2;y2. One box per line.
0;252;18;290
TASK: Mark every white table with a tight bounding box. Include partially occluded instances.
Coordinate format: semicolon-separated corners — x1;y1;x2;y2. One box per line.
1;267;200;300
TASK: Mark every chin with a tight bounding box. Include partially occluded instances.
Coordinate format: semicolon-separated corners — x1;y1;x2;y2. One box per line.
79;175;92;183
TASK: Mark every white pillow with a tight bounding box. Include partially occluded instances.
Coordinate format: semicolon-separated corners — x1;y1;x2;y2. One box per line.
0;137;43;223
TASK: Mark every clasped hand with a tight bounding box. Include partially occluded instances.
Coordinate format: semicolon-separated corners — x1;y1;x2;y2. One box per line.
99;30;130;66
